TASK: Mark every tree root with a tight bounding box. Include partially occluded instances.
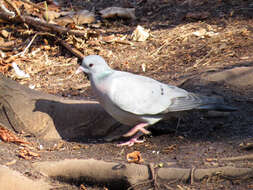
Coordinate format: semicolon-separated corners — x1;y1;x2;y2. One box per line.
0;73;130;141
0;165;50;190
33;159;253;189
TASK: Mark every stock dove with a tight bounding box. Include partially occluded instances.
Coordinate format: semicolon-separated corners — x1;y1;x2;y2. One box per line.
76;55;236;146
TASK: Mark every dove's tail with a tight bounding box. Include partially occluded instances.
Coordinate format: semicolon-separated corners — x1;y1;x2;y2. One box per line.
194;94;237;112
196;104;237;112
167;93;237;112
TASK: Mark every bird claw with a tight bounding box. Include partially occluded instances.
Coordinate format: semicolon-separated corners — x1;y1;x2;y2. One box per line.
116;137;145;147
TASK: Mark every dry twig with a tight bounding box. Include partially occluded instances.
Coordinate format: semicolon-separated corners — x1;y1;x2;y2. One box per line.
0;10;88;37
220;154;253;161
57;38;84;59
20;0;46;11
3;0;20;16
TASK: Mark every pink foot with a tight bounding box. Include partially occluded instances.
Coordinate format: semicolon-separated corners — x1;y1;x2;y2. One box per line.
117;132;145;147
123;123;150;137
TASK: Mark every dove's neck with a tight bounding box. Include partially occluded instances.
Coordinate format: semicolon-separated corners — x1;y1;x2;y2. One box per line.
91;70;113;97
92;70;114;82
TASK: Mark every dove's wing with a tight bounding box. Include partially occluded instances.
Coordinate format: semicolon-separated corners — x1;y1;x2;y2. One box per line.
103;71;201;115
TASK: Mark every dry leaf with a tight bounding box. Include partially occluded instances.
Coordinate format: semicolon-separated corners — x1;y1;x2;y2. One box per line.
162;144;177;153
55;10;95;26
0;29;9;38
43;10;61;22
239;142;253;150
102;34;117;43
74;10;96;25
80;184;87;190
248;184;253;189
131;25;149;42
5;159;17;166
0;126;30;145
18;147;40;160
206;158;217;162
100;7;135;20
126;151;144;164
72;144;88;150
0;61;11;73
47;141;65;151
101;34;132;45
186;11;210;20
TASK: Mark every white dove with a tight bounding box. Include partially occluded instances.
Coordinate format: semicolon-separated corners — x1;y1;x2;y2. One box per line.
76;55;236;146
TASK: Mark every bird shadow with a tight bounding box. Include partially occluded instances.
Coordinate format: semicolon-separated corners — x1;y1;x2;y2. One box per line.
33;99;131;144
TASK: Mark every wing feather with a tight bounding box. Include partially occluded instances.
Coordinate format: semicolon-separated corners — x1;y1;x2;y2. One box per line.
105;71;190;115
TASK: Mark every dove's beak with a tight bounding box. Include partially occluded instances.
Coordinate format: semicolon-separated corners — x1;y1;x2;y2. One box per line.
75;66;87;74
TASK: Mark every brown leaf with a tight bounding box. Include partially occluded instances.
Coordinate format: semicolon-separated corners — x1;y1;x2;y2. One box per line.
248;184;253;189
5;159;17;166
47;141;65;151
206;158;217;162
186;11;210;20
80;184;87;190
102;34;117;43
0;126;30;145
72;144;89;150
131;25;150;42
239;142;253;150
100;7;136;20
0;29;9;38
0;63;11;73
18;147;40;160
162;144;177;153
55;10;95;26
126;151;144;164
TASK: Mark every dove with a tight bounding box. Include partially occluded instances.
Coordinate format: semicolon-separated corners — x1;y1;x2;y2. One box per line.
76;55;236;146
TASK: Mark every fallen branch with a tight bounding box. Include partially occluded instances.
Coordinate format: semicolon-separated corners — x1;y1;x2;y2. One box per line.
57;38;84;59
0;9;88;37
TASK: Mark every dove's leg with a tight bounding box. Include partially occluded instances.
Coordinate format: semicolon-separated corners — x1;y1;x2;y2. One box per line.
117;123;150;147
123;123;150;137
117;132;144;147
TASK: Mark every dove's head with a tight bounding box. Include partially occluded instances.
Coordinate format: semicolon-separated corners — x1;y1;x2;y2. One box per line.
76;55;111;75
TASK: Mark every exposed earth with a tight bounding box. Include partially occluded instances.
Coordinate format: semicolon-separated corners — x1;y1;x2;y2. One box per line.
0;0;253;189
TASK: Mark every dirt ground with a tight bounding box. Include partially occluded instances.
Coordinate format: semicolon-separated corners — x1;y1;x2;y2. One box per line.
1;0;253;189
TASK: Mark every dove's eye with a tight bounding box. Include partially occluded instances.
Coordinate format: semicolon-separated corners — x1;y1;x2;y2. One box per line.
89;64;94;67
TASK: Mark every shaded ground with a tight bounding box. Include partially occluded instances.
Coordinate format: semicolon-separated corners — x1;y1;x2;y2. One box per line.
1;0;253;189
